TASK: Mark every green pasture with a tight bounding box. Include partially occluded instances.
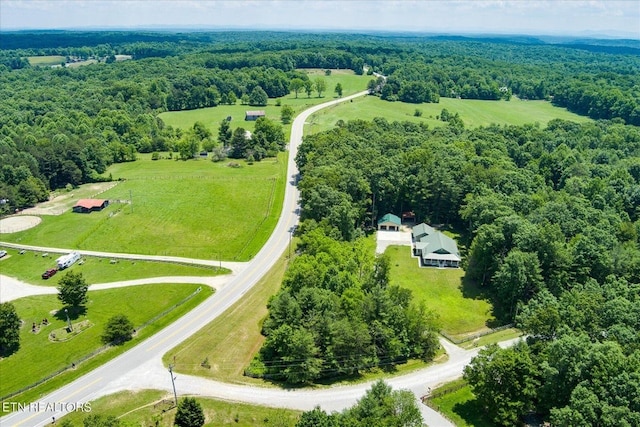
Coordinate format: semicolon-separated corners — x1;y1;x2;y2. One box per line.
27;55;66;66
0;283;211;400
0;247;226;285
1;153;287;261
429;379;493;427
158;69;370;138
386;245;494;338
59;389;301;427
306;94;592;134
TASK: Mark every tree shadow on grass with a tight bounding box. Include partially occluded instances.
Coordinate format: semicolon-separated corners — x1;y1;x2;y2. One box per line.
0;343;20;358
459;275;503;329
452;399;495;427
53;305;87;322
459;274;489;300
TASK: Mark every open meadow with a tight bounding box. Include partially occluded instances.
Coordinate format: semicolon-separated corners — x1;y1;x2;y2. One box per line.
0;284;212;401
27;55;66;67
59;389;301;427
306;95;592;134
158;69;370;138
386;246;495;338
1;153;287;261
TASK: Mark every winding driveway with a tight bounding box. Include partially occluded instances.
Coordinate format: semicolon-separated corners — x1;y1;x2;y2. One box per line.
0;91;509;427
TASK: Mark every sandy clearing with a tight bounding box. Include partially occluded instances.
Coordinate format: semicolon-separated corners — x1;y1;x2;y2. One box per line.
0;215;42;233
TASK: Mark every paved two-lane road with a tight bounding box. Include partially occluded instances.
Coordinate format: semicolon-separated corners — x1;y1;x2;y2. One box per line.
1;90;377;426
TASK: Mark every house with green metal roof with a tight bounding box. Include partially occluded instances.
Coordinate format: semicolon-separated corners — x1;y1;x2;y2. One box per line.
378;213;401;231
412;222;461;268
412;223;435;241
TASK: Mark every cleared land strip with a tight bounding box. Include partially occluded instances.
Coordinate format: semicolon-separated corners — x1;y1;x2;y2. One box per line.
0;242;247;274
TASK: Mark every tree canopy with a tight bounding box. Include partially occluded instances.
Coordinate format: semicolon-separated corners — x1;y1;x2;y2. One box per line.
57;271;89;308
0;302;21;356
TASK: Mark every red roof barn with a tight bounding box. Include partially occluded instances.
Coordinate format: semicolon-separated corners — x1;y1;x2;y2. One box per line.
73;199;109;213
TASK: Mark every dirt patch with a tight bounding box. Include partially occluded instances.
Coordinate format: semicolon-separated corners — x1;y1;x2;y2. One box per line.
0;215;42;233
19;181;119;216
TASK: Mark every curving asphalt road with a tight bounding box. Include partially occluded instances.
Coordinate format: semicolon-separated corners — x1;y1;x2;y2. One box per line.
1;90;518;426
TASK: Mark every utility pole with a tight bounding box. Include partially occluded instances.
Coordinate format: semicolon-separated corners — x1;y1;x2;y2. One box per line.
168;364;178;407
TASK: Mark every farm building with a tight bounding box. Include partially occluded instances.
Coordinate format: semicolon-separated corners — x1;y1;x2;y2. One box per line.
378;213;402;231
73;199;109;213
245;110;265;121
412;223;461;268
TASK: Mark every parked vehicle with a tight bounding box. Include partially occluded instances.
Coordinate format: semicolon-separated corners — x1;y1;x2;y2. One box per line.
0;250;7;258
56;252;81;270
42;268;57;279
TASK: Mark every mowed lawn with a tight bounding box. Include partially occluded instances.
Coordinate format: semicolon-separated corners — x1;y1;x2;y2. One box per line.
386;246;494;337
307;95;592;134
0;247;225;285
0;284;210;399
59;389;301;427
158;69;370;138
1;154;287;261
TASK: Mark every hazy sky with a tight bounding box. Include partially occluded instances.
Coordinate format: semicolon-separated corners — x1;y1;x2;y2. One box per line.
1;0;639;38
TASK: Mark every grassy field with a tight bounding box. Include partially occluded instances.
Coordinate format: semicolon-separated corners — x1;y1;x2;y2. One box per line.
164;246;291;385
158;69;370;139
429;379;493;427
0;284;212;400
1;153;286;261
58;389;301;427
27;55;66;66
386;246;494;338
306;94;592;134
0;247;226;285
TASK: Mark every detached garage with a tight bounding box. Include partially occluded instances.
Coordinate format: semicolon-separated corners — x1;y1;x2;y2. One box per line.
73;199;109;213
378;213;402;231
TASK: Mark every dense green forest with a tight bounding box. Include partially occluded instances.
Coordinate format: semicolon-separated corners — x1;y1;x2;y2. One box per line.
282;116;640;421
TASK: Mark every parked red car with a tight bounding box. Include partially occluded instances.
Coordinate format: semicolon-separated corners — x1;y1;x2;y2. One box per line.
42;268;57;279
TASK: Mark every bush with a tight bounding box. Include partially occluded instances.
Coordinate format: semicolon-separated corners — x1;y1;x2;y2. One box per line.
174;397;205;427
101;314;134;345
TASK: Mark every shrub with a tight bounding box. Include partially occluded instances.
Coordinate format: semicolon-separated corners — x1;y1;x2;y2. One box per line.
101;314;134;345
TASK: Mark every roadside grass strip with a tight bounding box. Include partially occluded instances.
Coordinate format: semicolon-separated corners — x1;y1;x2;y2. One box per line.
58;389;301;427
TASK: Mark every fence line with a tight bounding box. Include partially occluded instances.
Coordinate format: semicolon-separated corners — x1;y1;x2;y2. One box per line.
0;287;203;402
